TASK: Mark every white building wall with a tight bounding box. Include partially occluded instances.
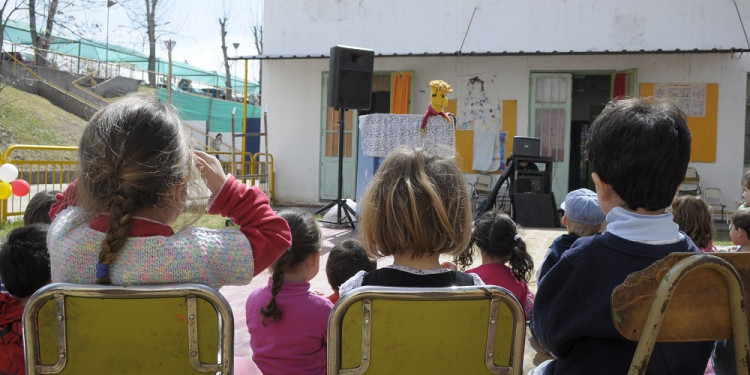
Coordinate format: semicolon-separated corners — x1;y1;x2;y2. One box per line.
264;53;750;207
265;0;750;56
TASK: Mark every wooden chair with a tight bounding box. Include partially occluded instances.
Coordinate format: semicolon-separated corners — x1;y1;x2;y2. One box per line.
611;253;750;375
678;166;701;196
23;283;234;375
327;286;526;375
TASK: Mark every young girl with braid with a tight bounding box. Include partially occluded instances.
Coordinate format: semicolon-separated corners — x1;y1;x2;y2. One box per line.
245;209;332;375
47;94;291;290
457;211;535;319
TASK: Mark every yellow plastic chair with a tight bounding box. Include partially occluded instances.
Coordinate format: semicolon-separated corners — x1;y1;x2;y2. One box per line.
611;253;750;375
327;286;526;375
23;283;234;375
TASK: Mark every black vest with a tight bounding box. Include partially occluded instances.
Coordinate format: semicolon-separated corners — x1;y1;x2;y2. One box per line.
361;268;475;288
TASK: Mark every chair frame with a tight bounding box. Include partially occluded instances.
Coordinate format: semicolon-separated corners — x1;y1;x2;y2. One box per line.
327;285;526;375
612;254;749;375
679;166;701;196
703;187;727;223
23;283;234;375
472;173;495;212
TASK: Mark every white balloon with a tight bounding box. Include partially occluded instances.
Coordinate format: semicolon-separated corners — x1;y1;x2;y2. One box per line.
0;163;18;183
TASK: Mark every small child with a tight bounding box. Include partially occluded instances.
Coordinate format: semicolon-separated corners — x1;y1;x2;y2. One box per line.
671;195;716;252
47;94;291;288
339;147;483;295
531;98;712;375
537;188;605;281
245;209;332;375
0;223;51;375
728;208;750;252
23;190;60;225
325;239;376;304
712;209;750;375
740;171;750;209
464;212;535;319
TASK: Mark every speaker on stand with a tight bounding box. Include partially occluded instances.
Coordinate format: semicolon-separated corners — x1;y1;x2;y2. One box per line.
314;45;374;229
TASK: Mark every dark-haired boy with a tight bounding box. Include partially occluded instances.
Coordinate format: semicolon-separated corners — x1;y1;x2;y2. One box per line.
531;98;712;375
0;223;51;375
325;239;376;304
712;208;750;375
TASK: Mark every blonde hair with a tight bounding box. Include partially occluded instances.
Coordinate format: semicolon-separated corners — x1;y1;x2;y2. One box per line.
429;80;453;94
565;218;601;237
77;93;198;284
360;147;471;259
671;195;714;249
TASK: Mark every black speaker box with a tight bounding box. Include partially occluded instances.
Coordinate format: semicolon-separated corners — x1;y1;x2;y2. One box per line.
328;45;374;110
514;174;549;194
513;193;560;228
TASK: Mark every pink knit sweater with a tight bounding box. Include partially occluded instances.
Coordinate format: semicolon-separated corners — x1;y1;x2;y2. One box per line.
48;175;291;289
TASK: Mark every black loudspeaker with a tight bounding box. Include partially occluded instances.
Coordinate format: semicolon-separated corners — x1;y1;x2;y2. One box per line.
328;45;374;110
513;193;560;228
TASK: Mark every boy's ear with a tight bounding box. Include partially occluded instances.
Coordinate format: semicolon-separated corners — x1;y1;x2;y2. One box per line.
591;173;612;200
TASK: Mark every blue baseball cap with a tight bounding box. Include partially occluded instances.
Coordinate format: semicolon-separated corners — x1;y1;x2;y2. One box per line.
560;188;605;226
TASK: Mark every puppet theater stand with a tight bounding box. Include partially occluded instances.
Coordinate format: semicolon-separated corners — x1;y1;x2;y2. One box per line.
355;113;456;204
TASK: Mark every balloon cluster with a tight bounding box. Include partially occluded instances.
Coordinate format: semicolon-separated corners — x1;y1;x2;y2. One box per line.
0;163;30;199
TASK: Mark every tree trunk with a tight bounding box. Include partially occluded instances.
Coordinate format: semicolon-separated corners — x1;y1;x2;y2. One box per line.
219;17;232;100
252;25;263;105
146;0;157;87
28;0;58;67
28;0;37;64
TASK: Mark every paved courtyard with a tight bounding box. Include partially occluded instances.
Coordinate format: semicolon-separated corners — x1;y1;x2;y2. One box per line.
220;210;565;372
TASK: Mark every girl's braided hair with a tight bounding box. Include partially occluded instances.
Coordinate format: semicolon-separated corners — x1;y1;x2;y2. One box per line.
259;209;321;325
77;94;195;284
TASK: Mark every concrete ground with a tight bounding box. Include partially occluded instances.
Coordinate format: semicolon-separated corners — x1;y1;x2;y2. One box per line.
220;209;564;372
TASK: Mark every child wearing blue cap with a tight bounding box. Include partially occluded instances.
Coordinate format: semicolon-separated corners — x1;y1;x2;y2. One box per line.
536;188;605;281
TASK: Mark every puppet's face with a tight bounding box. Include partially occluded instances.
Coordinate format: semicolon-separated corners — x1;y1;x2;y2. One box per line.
431;87;448;112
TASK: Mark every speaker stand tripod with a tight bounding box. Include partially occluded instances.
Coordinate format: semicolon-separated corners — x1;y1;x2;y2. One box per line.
314;108;357;229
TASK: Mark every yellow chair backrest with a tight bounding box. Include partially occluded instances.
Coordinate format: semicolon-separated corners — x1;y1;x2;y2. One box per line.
327;286;525;375
23;283;234;375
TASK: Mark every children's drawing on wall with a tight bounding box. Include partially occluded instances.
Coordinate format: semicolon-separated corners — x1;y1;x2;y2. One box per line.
457;73;504;172
654;83;706;117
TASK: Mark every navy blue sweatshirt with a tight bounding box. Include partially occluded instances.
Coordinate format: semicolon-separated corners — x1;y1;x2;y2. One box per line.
533;232;713;375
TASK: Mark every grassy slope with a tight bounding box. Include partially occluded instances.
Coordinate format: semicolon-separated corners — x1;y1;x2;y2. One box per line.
0;86;87;161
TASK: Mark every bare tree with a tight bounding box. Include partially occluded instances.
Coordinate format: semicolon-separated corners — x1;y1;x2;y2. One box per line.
249;1;262;104
122;0;173;87
27;0;100;67
219;16;232;100
0;0;26;64
28;0;57;67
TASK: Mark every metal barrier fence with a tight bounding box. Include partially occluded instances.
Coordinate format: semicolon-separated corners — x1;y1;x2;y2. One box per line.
1;145;275;223
217;151;275;205
0;145;78;223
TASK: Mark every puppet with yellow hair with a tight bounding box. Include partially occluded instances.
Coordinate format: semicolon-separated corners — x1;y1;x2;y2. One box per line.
421;80;454;136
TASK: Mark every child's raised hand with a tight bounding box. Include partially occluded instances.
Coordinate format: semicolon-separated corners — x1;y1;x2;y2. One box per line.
194;150;227;195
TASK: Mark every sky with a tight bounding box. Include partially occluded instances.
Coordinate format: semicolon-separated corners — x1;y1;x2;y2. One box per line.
59;0;263;78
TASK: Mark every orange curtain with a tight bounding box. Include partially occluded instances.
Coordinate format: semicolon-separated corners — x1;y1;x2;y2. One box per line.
391;72;411;114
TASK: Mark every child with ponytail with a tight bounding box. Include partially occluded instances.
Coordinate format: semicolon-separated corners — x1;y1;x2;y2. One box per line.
48;94;291;289
461;211;535;319
245;209;332;375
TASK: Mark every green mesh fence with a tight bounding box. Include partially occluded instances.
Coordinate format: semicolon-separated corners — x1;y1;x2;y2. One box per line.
157;88;261;133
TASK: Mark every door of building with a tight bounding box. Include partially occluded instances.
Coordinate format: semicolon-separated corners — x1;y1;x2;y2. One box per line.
319;73;358;201
529;73;573;205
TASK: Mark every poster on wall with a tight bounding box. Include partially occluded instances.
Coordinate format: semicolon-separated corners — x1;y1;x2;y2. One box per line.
457;73;504;171
654;83;706;117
